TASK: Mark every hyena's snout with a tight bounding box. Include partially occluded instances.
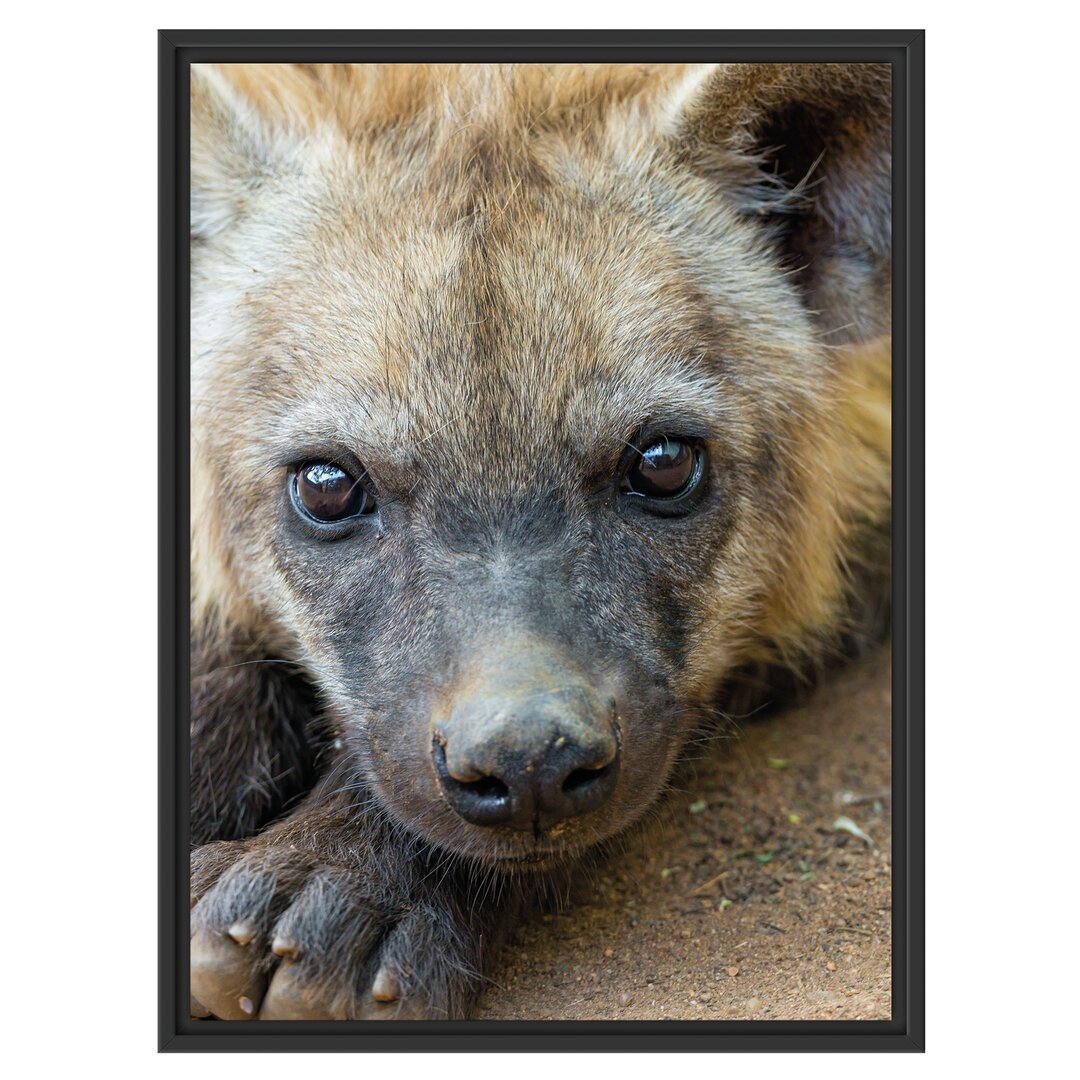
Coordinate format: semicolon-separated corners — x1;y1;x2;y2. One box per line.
433;642;620;832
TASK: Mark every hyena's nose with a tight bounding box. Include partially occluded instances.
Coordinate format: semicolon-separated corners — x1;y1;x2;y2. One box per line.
433;675;620;832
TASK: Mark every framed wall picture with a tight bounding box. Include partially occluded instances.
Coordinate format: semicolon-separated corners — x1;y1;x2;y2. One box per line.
159;28;924;1052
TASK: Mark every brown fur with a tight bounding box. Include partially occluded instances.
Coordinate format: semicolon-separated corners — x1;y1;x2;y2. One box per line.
188;62;891;1020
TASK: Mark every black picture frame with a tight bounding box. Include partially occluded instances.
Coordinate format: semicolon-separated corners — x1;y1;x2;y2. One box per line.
159;28;924;1053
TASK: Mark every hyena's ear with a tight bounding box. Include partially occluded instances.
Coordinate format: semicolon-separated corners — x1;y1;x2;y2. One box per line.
668;63;892;341
190;64;315;242
191;65;266;241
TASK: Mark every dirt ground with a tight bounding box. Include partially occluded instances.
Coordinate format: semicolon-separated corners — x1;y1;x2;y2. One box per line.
474;646;893;1021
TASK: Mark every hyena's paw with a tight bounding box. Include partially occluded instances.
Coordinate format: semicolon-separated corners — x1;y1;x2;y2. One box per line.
190;841;479;1020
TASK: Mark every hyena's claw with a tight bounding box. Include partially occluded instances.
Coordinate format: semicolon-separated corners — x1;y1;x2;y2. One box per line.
190;840;476;1020
270;932;299;959
190;924;268;1020
227;919;257;946
370;965;401;1003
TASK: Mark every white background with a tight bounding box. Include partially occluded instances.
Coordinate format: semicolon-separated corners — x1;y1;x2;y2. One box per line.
2;3;1075;1076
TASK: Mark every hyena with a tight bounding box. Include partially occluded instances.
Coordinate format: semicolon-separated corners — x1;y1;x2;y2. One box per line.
188;62;892;1020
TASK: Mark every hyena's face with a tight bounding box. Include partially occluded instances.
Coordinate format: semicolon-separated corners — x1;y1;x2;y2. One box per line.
192;64;891;865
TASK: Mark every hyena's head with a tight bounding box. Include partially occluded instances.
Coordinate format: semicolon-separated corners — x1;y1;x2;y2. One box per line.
191;63;891;867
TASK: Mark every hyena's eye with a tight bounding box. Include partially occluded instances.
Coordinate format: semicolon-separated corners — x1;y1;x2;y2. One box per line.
621;437;704;501
291;462;376;523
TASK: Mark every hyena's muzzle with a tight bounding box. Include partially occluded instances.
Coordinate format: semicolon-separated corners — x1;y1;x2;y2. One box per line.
432;635;620;834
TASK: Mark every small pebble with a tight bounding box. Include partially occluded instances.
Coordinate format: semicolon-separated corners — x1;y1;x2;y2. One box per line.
745;997;763;1014
238;996;255;1015
727;965;740;978
827;960;837;972
604;948;614;958
618;992;634;1007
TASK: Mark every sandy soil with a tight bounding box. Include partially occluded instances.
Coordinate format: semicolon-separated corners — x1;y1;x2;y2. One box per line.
475;646;892;1021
